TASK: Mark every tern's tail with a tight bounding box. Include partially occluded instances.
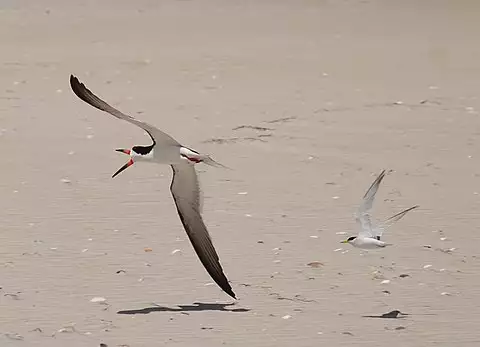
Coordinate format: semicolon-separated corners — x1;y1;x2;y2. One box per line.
201;155;231;170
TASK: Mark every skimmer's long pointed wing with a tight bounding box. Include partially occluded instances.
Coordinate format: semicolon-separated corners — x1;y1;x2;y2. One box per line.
70;75;180;147
170;161;235;299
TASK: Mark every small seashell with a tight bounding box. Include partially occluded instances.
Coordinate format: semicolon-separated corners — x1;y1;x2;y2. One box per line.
381;280;390;284
90;297;107;303
171;249;181;255
57;327;74;333
307;261;324;268
282;315;292;320
4;333;24;340
423;264;432;269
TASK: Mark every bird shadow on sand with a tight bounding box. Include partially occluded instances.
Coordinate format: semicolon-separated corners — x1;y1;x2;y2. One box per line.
117;302;250;315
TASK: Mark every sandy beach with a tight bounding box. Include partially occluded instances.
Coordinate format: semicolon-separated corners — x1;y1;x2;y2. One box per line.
1;1;480;346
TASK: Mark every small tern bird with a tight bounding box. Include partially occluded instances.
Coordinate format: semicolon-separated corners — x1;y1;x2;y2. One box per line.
69;75;235;299
341;169;418;249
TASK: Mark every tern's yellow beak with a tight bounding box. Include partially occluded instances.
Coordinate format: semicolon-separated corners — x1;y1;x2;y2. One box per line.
341;240;349;244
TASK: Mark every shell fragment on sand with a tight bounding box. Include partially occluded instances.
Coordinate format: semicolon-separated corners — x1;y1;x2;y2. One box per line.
90;297;107;303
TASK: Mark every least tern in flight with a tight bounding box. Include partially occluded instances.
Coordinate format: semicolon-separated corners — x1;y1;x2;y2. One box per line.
342;170;418;249
70;75;235;299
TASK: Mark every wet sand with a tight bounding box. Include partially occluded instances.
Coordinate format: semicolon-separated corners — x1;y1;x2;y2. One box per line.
1;1;480;346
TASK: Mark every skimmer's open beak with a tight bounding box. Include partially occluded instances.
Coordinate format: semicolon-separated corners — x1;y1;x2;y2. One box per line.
112;158;134;178
116;149;131;155
113;149;134;178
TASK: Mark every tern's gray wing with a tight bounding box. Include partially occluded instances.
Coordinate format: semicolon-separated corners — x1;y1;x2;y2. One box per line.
355;170;386;238
70;75;180;147
170;161;235;299
373;205;419;239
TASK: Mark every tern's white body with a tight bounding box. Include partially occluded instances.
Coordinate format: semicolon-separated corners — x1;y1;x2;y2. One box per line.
349;236;390;249
343;170;418;250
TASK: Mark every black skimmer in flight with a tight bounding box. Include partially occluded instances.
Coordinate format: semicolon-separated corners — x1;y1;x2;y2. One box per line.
70;75;235;299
